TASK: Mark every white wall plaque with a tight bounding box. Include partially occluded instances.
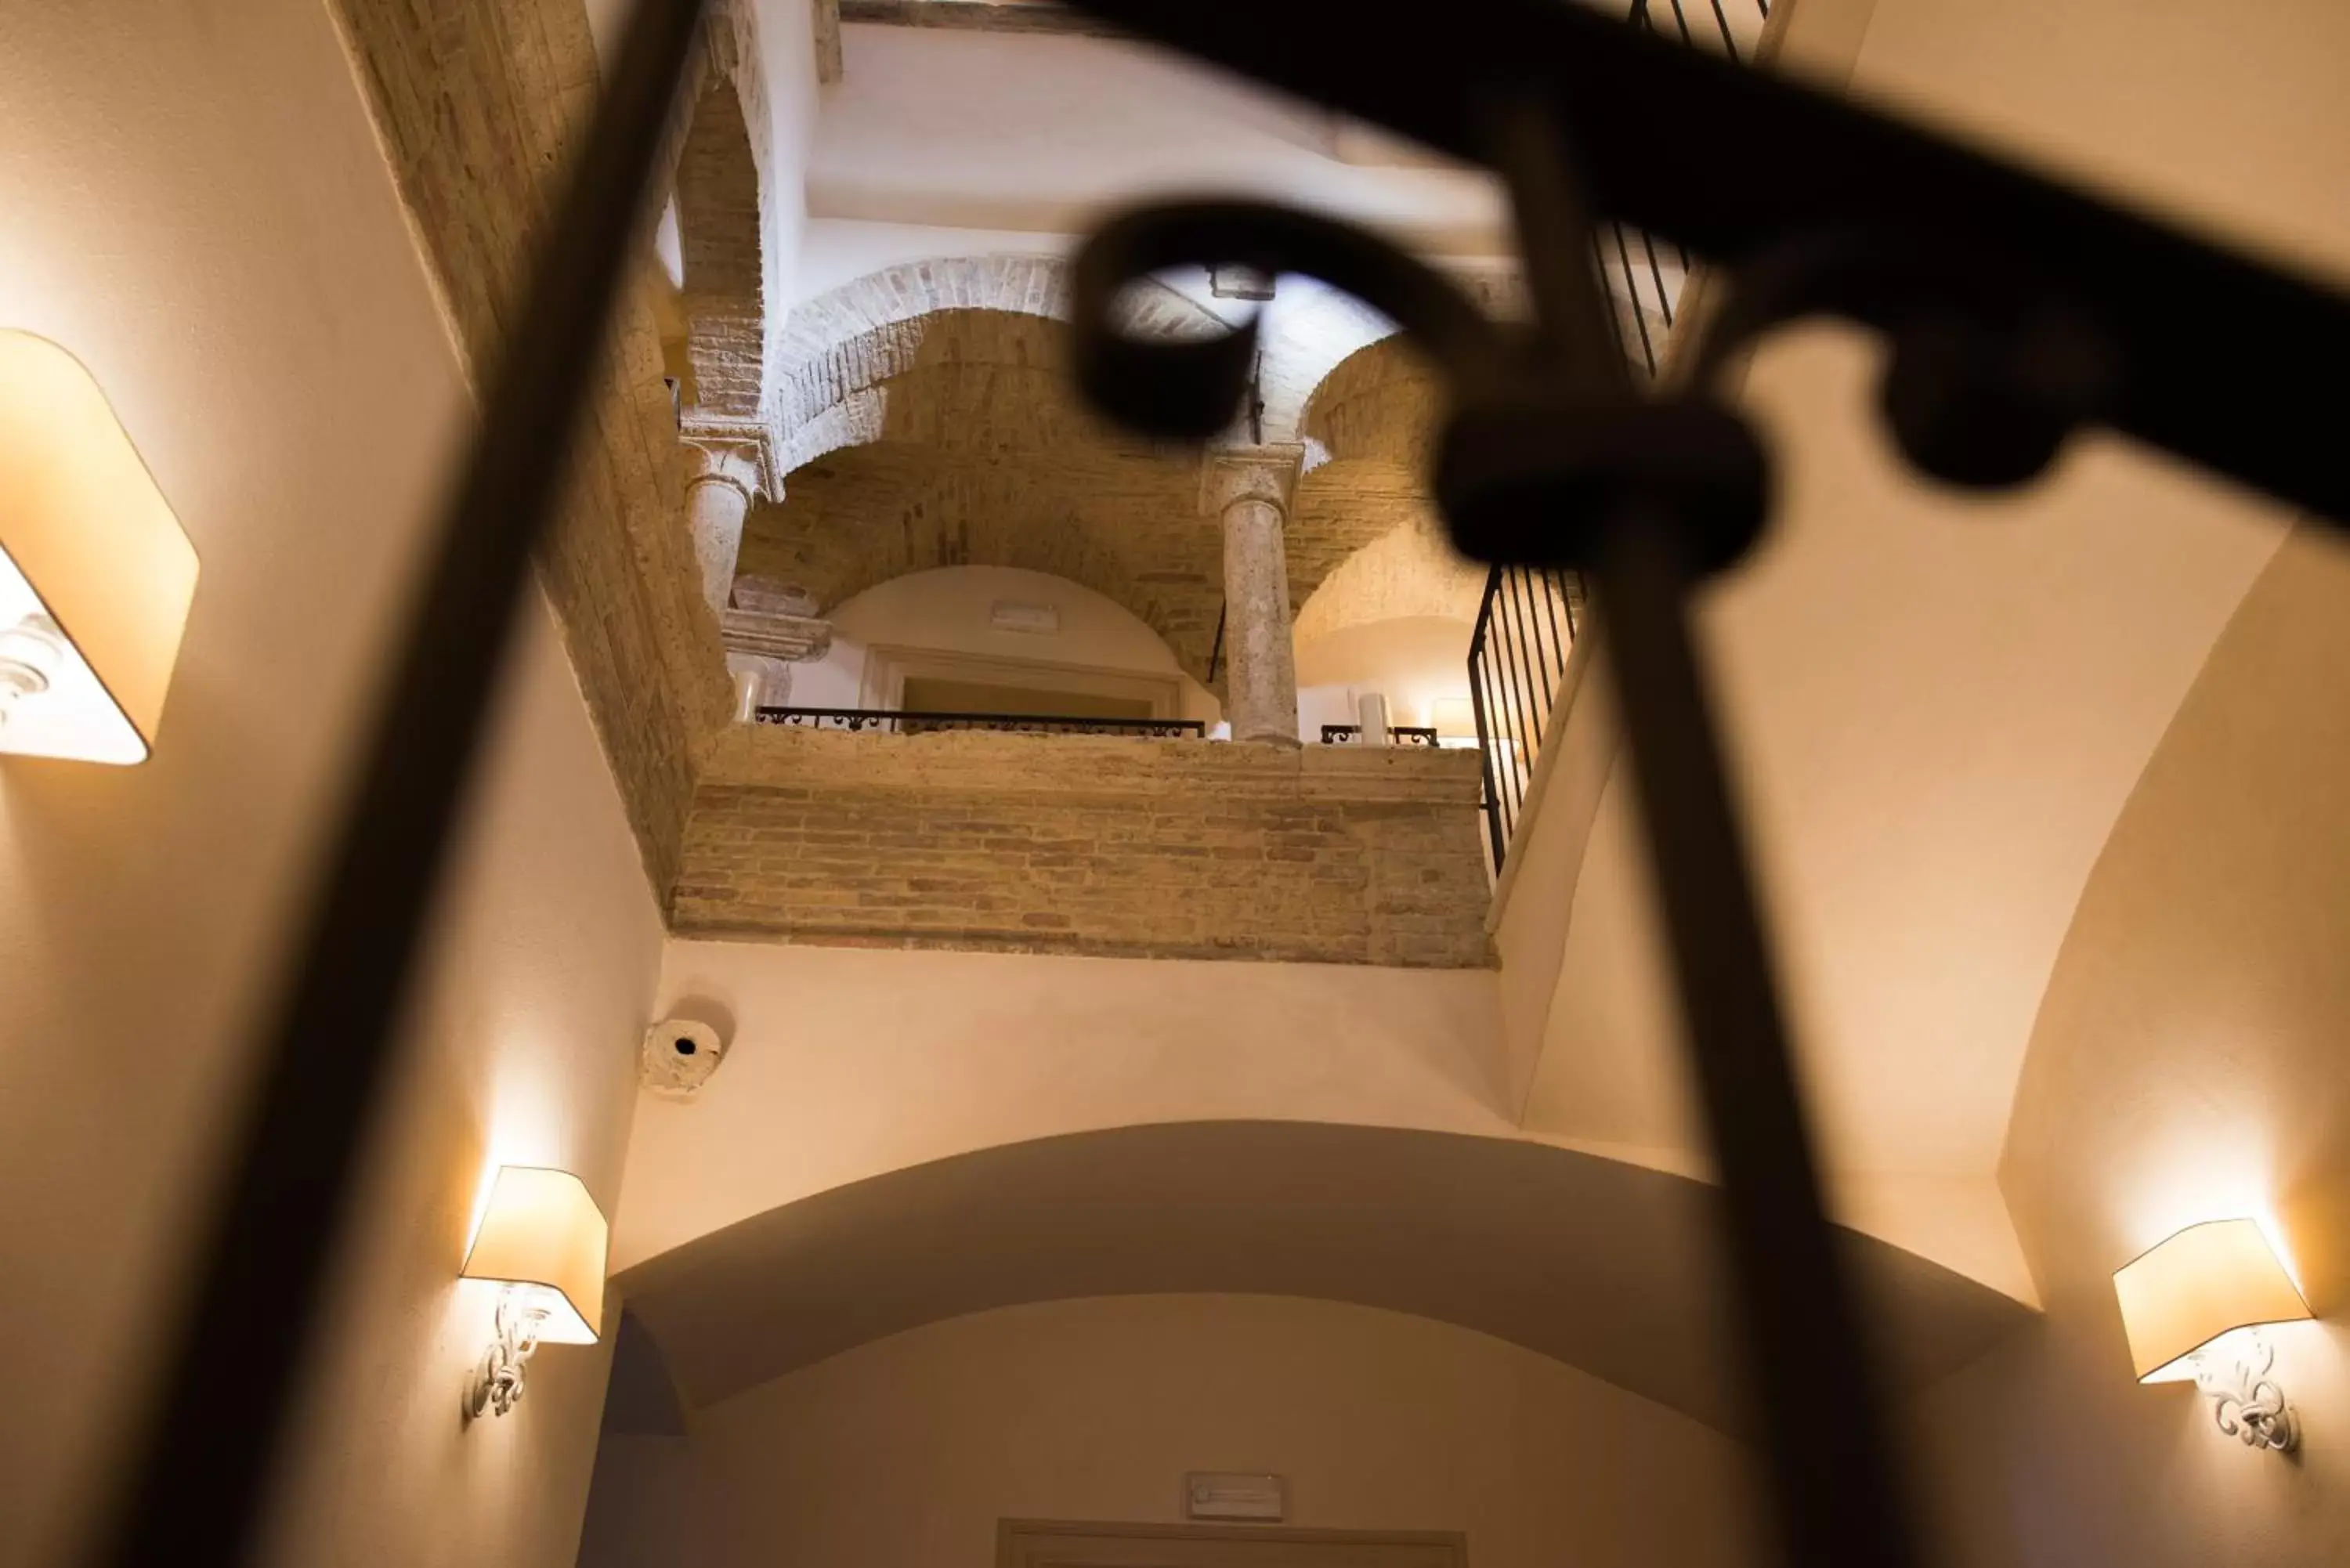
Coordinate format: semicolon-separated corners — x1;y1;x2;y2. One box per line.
1184;1472;1286;1522
989;599;1061;635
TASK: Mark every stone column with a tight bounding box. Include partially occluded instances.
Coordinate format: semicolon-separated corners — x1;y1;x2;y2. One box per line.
1203;446;1307;746
681;436;765;616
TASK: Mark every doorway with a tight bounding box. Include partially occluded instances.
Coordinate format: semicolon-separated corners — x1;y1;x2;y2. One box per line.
998;1520;1468;1568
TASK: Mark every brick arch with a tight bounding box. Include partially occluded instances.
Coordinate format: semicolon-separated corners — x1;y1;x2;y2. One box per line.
1294;507;1487;646
773;256;1225;459
740;435;1223;681
776;261;1513;465
1283;337;1462;629
1300;335;1448;469
778;306;1136;472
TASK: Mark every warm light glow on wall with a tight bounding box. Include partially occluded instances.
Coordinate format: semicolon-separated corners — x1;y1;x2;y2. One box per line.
0;331;198;763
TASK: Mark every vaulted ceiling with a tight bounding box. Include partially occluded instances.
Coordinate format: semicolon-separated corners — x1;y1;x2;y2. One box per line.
738;305;1480;679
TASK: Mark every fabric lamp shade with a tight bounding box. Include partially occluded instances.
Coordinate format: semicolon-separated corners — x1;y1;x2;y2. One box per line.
461;1167;608;1344
2113;1219;2311;1382
0;331;199;763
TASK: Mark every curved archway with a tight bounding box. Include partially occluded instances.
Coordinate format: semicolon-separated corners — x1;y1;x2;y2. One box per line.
785;565;1210;720
775;258;1517;457
616;1121;2034;1429
1294;513;1484;645
773;255;1224;450
739;310;1226;678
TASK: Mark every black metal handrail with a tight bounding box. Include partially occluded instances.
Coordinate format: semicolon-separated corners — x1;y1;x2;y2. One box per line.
1467;566;1584;870
755;706;1206;738
1463;0;1760;877
1318;723;1441;746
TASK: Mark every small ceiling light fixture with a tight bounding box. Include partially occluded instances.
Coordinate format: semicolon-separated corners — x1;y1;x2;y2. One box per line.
2113;1218;2315;1452
458;1166;608;1421
0;331;198;764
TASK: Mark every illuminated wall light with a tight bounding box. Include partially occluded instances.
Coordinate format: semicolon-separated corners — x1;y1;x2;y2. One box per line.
457;1166;608;1422
0;331;199;764
2113;1217;2315;1453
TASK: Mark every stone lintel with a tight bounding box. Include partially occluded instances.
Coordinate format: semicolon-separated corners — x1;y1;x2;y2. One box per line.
721;609;832;664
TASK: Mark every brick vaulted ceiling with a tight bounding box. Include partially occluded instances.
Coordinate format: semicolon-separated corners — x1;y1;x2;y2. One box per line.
737;309;1227;677
739;305;1487;680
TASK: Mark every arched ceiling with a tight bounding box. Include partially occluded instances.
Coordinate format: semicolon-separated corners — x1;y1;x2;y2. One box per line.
616;1119;2034;1431
739;309;1225;676
739;307;1482;681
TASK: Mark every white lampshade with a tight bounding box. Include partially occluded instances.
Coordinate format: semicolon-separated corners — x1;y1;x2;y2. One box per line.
460;1167;609;1345
0;331;199;764
2113;1218;2312;1383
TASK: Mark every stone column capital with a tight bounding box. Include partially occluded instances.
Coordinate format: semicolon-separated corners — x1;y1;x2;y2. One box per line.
1200;444;1306;515
681;418;780;501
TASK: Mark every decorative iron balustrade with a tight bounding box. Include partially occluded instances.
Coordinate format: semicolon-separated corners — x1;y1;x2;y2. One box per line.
1468;566;1584;870
756;706;1206;739
1318;723;1441;746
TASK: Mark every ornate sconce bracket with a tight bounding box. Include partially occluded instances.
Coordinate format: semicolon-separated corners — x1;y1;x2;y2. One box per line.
465;1286;552;1422
2193;1331;2301;1453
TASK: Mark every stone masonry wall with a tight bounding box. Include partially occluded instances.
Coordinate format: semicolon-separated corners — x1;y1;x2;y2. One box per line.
674;728;1496;966
331;0;734;898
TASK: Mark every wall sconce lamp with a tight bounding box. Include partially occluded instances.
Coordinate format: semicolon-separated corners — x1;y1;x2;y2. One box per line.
2114;1218;2314;1453
458;1166;608;1421
0;331;198;764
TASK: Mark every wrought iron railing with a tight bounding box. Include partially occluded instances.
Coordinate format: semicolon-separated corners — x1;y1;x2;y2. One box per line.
1467;567;1584;869
755;706;1205;739
103;2;2350;1566
1464;0;1764;876
1318;723;1441;746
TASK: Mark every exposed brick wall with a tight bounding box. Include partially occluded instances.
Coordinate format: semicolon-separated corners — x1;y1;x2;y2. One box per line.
675;70;765;419
674;728;1495;966
331;0;734;897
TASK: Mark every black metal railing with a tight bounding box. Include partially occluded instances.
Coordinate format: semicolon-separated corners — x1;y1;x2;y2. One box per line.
1467;567;1584;869
1464;0;1764;876
755;706;1206;739
1319;723;1441;746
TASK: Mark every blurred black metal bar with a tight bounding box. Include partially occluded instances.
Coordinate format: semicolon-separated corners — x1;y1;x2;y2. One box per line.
1488;88;1918;1568
1601;508;1915;1566
92;2;709;1564
1062;0;2350;528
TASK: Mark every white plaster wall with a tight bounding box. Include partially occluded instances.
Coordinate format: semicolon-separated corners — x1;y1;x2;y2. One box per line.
1902;532;2350;1567
1517;0;2322;1189
791;565;1217;717
1294;615;1476;738
576;1295;1762;1568
0;5;665;1565
613;941;1514;1270
806;27;1508;255
747;0;820;390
